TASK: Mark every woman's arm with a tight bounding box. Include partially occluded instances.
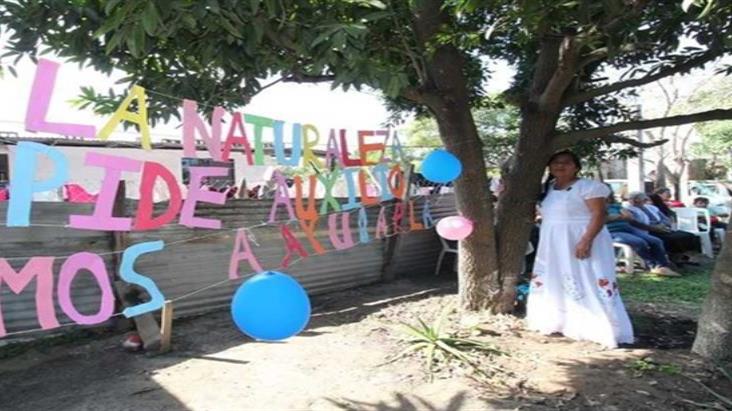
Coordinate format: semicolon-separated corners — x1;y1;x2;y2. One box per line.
576;197;607;259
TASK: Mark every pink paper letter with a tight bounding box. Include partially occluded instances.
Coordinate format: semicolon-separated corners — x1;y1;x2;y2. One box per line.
268;170;296;223
58;252;115;325
229;229;263;279
328;212;355;250
180;166;228;229
0;257;59;337
182;99;224;161
375;206;388;239
25;59;96;138
68;152;142;231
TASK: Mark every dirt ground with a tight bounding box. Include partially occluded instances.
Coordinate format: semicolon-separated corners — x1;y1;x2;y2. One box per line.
1;276;730;411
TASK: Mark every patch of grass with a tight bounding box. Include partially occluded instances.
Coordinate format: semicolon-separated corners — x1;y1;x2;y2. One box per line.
618;269;711;309
628;358;682;378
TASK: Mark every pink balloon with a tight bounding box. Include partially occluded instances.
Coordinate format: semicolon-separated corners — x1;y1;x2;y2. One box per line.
436;216;474;241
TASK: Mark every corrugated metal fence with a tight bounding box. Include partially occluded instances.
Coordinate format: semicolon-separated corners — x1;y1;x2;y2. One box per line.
0;194;456;341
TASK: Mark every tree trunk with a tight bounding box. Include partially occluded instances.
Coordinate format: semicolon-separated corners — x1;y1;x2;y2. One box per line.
655;159;668;189
408;0;499;311
432;100;499;311
493;106;559;312
692;227;732;361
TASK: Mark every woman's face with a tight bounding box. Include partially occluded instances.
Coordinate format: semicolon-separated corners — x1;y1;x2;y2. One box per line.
548;154;579;179
659;190;671;201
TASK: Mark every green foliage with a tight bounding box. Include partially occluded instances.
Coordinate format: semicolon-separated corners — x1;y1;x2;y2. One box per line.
405;96;519;170
689;76;732;166
628;358;682;378
391;306;504;379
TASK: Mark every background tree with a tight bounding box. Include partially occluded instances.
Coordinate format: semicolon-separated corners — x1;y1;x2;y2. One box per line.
404;96;519;171
2;0;732;318
690;75;732;173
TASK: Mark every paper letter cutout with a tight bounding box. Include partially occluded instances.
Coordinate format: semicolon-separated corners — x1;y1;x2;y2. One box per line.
389;164;406;198
134;161;183;230
58;252;115;325
324;129;342;169
422;201;435;229
381;130;407;163
301;124;322;169
358;207;370;244
328;212;355;250
244;114;273;165
280;224;308;268
274;121;302;166
375;206;388;239
393;201;405;234
294;176;325;254
182;99;225;161
268;170;296;223
294;175;318;221
7;142;69;227
299;218;325;255
229;229;263;279
358;170;380;206
222;112;254;165
317;169;342;215
0;257;58;337
341;168;362;211
25;59;96;138
180;166;228;229
409;200;425;231
69;152;142;231
339;129;363;167
372;163;394;202
358;130;386;166
97;85;151;150
120;241;165;318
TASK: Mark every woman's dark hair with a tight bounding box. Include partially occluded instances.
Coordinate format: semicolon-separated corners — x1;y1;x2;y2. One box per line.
604;183;616;203
538;150;582;203
653;187;672;196
649;193;675;218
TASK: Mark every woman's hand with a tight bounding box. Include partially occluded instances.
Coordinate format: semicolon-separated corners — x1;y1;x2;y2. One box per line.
575;237;593;259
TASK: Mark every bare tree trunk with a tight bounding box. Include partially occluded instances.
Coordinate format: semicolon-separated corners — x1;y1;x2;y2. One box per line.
408;0;499;311
494;107;558;312
433;105;499;311
656;158;668;189
692;228;732;361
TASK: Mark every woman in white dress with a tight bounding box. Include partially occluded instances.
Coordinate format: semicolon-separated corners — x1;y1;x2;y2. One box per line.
526;151;634;348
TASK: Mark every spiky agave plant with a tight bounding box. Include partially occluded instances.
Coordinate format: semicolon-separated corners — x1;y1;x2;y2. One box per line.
391;305;505;379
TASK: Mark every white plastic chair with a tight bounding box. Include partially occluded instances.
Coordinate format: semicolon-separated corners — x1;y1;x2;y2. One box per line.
613;242;643;273
674;207;714;258
435;237;458;275
715;227;726;249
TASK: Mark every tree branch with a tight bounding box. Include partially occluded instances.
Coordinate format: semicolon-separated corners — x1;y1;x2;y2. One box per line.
601;134;668;148
282;74;336;83
539;35;580;109
552;108;732;150
563;50;724;106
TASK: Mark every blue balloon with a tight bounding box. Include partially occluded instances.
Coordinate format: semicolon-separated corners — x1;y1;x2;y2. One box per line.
231;271;311;341
420;149;462;184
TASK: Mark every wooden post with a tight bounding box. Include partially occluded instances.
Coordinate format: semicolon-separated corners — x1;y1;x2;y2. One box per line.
160;300;173;353
110;180;162;351
381;164;414;281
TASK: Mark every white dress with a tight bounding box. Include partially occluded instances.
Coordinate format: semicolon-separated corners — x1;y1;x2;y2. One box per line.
526;179;634;348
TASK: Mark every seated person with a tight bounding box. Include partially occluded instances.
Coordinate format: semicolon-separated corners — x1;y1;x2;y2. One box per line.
625;192;701;265
654;187;685;208
606;190;679;277
693;196;728;246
